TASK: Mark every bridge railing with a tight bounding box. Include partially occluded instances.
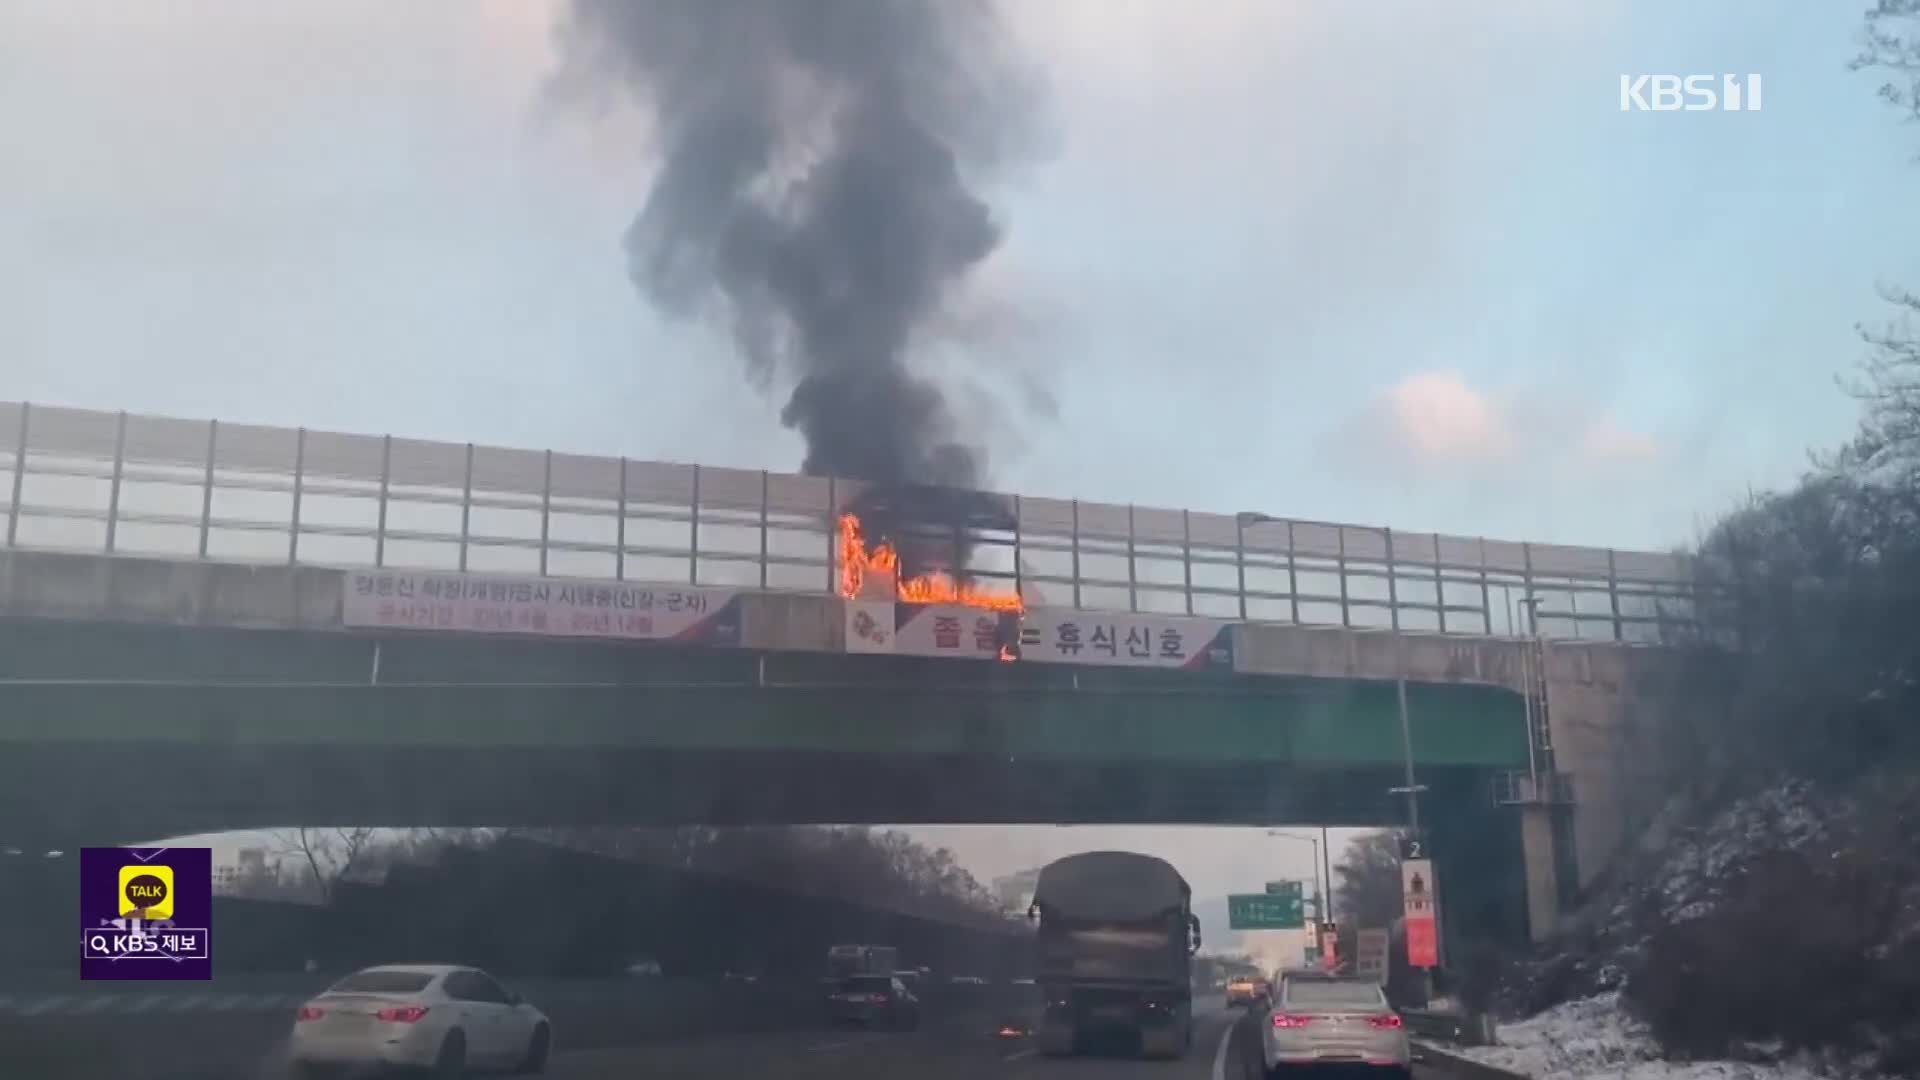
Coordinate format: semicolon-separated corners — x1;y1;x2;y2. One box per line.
0;401;1703;643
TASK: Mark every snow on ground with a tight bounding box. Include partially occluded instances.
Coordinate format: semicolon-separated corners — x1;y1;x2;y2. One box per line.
1457;994;1840;1080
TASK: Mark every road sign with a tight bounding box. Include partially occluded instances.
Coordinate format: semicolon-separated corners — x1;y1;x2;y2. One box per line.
1401;859;1436;919
1227;892;1304;930
1355;929;1390;984
1264;880;1303;898
1318;923;1340;969
1397;831;1430;861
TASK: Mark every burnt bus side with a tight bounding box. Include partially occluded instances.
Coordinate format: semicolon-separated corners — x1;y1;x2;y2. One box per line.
1030;852;1198;1059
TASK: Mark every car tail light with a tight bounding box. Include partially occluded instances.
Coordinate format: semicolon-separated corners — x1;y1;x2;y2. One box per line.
296;1006;325;1022
376;1006;430;1023
1369;1014;1404;1029
1271;1012;1313;1029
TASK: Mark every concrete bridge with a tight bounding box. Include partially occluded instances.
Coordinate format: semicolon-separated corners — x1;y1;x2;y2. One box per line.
0;402;1704;941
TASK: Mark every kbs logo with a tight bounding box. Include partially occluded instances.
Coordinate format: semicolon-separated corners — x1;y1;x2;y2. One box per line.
1619;74;1762;112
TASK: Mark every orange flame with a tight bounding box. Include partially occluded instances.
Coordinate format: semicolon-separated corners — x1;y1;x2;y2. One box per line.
838;513;1024;613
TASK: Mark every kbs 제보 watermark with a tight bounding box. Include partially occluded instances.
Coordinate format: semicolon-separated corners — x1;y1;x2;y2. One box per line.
80;847;213;980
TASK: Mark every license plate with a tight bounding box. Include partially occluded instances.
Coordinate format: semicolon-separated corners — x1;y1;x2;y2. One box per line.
1092;1005;1132;1021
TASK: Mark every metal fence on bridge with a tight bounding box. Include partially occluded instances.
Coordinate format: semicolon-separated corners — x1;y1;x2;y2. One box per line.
0;401;1700;643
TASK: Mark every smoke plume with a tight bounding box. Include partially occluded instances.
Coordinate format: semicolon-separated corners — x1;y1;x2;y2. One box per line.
558;0;1044;498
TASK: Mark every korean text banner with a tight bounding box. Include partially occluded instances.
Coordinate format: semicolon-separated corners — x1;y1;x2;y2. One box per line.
844;602;1019;660
1015;609;1235;670
81;847;212;980
343;572;741;645
892;605;1019;660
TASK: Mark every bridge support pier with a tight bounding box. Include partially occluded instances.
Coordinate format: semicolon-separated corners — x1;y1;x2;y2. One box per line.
1519;804;1560;942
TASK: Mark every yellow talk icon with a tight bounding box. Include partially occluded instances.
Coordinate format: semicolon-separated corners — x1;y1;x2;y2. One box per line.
118;864;175;919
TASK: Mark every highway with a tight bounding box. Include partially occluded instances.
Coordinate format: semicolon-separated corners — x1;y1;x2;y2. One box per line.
541;999;1451;1080
4;992;1462;1079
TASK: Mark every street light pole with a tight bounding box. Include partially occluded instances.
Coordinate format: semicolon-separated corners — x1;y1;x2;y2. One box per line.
1321;825;1334;922
1265;830;1321;915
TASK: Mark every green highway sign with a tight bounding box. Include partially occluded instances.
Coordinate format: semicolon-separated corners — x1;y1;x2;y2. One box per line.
1228;892;1304;930
1265;880;1303;898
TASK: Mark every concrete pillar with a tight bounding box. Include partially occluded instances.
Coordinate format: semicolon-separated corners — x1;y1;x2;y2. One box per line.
1519;804;1560;943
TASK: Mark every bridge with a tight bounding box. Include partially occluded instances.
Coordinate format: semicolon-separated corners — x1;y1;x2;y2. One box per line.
0;401;1702;942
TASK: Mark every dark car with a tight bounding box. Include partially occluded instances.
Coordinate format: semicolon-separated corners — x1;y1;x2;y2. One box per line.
824;975;920;1030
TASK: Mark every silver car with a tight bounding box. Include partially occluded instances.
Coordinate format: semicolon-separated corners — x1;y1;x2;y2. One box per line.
1262;973;1410;1077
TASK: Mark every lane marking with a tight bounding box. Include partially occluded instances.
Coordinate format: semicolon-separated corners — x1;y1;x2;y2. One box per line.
803;1033;888;1053
1001;1046;1036;1062
1211;1013;1235;1080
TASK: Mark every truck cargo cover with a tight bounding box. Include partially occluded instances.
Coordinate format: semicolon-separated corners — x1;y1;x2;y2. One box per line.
1033;851;1190;923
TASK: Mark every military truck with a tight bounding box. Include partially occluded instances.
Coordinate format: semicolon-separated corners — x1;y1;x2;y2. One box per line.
1029;851;1201;1058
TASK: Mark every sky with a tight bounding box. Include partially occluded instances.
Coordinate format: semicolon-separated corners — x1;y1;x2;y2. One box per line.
8;1;1920;899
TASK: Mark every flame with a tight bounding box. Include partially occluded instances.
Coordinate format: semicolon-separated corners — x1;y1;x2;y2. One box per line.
838;513;1024;613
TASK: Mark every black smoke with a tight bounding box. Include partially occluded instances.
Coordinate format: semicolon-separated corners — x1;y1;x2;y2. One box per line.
558;0;1043;498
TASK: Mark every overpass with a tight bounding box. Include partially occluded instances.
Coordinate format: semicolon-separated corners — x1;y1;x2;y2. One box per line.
0;401;1704;941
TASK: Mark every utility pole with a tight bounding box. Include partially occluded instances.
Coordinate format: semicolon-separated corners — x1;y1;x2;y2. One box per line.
1389;631;1434;1004
1321;824;1334;923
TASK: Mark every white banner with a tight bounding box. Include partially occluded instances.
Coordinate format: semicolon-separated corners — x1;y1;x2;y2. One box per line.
1014;608;1235;670
343;571;740;645
843;602;1016;660
1355;928;1390;984
894;604;1017;660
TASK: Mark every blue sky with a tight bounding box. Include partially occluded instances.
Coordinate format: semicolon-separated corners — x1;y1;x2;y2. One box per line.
7;1;1918;899
6;1;1913;552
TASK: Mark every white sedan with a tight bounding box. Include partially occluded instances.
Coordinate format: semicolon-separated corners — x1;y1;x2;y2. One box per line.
288;963;552;1076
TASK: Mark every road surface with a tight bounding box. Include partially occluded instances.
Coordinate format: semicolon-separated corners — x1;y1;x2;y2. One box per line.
4;993;1463;1079
544;999;1451;1080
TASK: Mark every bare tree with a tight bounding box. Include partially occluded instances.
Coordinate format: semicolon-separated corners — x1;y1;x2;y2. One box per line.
517;823;1004;926
272;827;380;905
1333;831;1407;933
1854;0;1920;132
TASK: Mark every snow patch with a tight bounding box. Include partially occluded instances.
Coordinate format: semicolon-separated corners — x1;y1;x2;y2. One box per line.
1461;994;1842;1080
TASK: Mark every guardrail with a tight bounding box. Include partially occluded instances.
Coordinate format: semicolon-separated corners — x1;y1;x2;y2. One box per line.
1415;1043;1531;1080
0;401;1704;643
1402;1006;1498;1047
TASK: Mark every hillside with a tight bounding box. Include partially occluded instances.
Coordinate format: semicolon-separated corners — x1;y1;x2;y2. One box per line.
1479;776;1920;1078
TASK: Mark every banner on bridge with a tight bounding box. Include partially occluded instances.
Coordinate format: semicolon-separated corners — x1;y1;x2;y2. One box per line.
843;603;1233;669
844;601;1018;660
1014;608;1234;670
343;571;741;645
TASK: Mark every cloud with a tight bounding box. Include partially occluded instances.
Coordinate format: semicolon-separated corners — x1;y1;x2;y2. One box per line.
1580;418;1663;463
1329;368;1661;478
1384;371;1513;461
